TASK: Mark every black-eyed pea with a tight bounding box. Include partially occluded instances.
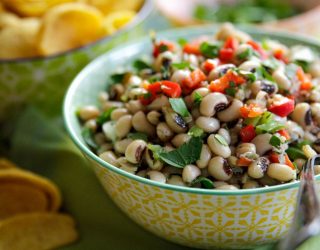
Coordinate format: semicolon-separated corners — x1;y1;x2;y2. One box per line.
227;156;238;167
114;138;133;154
252;133;273;155
272;69;291;90
147;111;161;125
128;87;147;99
102;101;124;111
216;184;239;190
136;169;147;178
208;156;233;181
84;119;97;132
115;115;132;139
218;128;231;145
111;108;129;121
191;108;201;120
164;143;175;152
243;180;260;189
132;111;155;136
238;60;260;72
291;102;312;127
144;149;163;171
248;157;270;179
236;143;256;157
163;107;188;133
97;143;113;155
217;99;243;122
117;157;138;174
310;60;320;78
235;44;252;60
285;121;304;141
195;116;220;133
154;51;174;71
146;170;166;183
184;95;193;109
267;163;296;182
182;165;201;183
98;91;109;103
148;95;169;111
99;151;119;167
191;87;209;102
94;132;106;145
171;133;191;147
156;122;174;142
207;134;231;158
213;181;228;188
78;105;100;121
167;175;186;186
125;100;145;114
125;140;147;164
170;69;191;84
200;93;228;117
109;84;125;100
311;103;320;124
196;144;212;169
304;131;317;142
208;64;236;81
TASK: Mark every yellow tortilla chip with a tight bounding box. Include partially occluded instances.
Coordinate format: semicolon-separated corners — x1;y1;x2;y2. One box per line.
38;2;103;55
2;0;75;17
81;0;143;15
0;183;48;220
0;158;18;170
0;213;78;250
0;169;61;212
102;10;136;35
0;17;41;59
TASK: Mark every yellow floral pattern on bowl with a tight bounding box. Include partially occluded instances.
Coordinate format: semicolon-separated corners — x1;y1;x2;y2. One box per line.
64;26;320;249
91;158;316;249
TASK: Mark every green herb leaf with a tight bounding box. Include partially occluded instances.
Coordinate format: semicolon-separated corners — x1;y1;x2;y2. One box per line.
256;121;285;134
191;176;214;189
244;116;261;126
237;48;252;60
148;75;161;83
295;60;310;73
255;66;274;81
158;137;203;168
128;132;148;141
199;41;221;58
214;134;228;146
286;147;307;160
96;107;116;126
169;98;191;118
133;59;151;71
259;111;274;125
237;70;256;83
110;73;127;84
262;57;280;70
193;92;203;105
188;126;204;137
177;37;188;47
82;127;98;150
171;62;190;70
159;44;169;53
225;86;237;97
147;144;164;160
269;135;282;148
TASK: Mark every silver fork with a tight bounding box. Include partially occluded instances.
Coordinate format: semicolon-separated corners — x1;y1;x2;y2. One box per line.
277;155;320;250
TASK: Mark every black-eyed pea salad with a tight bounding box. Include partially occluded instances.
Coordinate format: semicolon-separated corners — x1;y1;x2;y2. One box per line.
77;24;320;190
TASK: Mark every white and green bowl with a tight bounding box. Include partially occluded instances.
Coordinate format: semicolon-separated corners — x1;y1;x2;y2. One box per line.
0;0;152;121
64;26;320;249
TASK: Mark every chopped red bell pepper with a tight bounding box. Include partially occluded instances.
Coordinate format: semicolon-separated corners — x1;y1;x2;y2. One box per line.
237;157;253;167
161;81;182;98
240;125;256;143
153;41;175;57
268;97;295;117
219;48;234;61
181;69;207;90
202;59;218;73
183;43;201;55
224;37;239;50
278;129;291;140
296;67;313;91
240;103;264;118
247;40;267;59
147;82;162;96
209;70;245;93
269;152;295;170
273;49;289;64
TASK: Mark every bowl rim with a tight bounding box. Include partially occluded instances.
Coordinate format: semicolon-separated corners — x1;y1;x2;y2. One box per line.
0;0;153;64
64;24;320;196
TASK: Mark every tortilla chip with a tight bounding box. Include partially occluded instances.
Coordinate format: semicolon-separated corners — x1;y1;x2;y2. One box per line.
0;213;78;250
0;183;48;220
0;169;61;212
0;158;18;170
